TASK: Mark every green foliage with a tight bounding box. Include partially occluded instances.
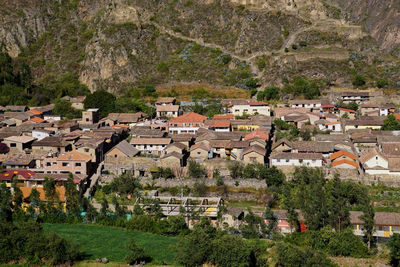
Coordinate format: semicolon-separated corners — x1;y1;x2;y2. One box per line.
125;239;151;264
283;76;321;99
275;242;336;267
258;86;280;101
84;90;116;118
188;160;207;178
352;73;366;87
284;226;369;257
108;173;141;195
0;221;80;265
337;100;358;112
53;98;81;119
262;166;285;188
228;161;244;179
382;114;400;131
388;233;400;267
221;54;232;64
274;119;290;130
376;78;389;88
0;183;12;222
152;167;175;179
240;209;267;239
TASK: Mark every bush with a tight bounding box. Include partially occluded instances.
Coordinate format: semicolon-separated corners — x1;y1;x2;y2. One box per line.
376;78;388;88
109;173;141;195
0;143;9;154
352;74;366;87
188;161;207;178
125;239;151;265
388;233;400;267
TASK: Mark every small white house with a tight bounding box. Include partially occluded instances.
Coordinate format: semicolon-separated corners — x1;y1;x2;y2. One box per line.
44;115;62;121
290;100;321;110
359;149;389;175
317;121;342;132
130;138;171;155
270;152;324;168
231;101;270;116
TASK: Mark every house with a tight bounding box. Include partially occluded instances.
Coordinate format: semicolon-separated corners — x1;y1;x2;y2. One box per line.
40;151;92;176
209;120;231;132
213;114;234;120
131;126;166;138
330;150;358;169
190;143;210;161
317;121;342;132
230;101;270;116
231;115;272;132
271;139;340;157
350;131;377;153
344;119;384;132
340;92;370;104
165;142;187;154
168;112;208;134
274;107;307;120
27;109;43;117
32;136;72;156
241;145;266;164
81;108;100;125
130;138;171;155
74;138;105;163
3;136;36;153
5;105;27;112
160;152;184;168
351;211;400;238
3;112;33;126
63;96;86;110
244;130;269;141
282;113;310;128
270;152;324;167
321;104;335;113
359;148;389;175
3;155;36;169
104;140;140;174
155;97;176;106
105;113;146;127
209;140;231;159
290;100;321;111
0;170;36;187
338;108;356;119
156;105;180;118
29;173;83;190
360;103;395;117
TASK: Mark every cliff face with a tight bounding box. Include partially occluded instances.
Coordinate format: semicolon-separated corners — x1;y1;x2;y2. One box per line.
335;0;400;56
0;0;399;92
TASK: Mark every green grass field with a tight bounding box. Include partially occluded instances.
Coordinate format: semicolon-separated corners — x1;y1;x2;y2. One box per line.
43;224;178;265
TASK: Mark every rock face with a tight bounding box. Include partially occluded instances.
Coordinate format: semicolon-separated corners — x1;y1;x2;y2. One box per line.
0;0;399;92
334;0;400;56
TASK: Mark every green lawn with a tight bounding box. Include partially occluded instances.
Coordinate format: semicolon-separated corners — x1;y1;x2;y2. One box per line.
43;224;178;265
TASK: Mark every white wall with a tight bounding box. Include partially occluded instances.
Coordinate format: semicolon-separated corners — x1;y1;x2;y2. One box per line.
364;155;388;169
169;126;199;134
231;105;270;116
32;130;50;141
271;158;322;167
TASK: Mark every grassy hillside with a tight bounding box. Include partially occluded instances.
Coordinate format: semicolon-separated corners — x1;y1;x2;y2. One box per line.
43;224;178;265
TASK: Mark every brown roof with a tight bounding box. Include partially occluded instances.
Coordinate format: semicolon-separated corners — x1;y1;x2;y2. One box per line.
32;136;70;147
130;138;171;145
291;141;336;153
270;152;323;160
350;211;400;226
389;158;400;172
3;155;35;165
209;140;231;148
190;142;210;152
131;126;166;138
4;136;36;143
220;99;250;106
166;142;187;150
241;145;266;156
170;134;195;142
382;143;400;157
156;105;179;112
108;140;139;156
359;148;387;164
274;107;307;118
341;92;369;97
156;97;175;104
345;119;384;127
161;151;183;160
213;114;234;120
4;112;32;121
360;103;395;109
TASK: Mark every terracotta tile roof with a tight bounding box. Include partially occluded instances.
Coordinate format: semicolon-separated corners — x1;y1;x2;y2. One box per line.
393;113;400;121
331;159;359;168
213;114;234;120
382;143;400;157
20;187;66;202
339;108;356;113
389;158;400;172
130;138;171;145
56;151;92;162
321;104;335;108
330;150;357;161
111;124;130;128
244;130;269;141
170;112;207;124
30;117;45;123
27;109;42;115
274;107;307;118
210;120;231;128
325;121;340;125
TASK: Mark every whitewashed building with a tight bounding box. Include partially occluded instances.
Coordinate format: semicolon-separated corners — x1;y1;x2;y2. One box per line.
270;152;324;168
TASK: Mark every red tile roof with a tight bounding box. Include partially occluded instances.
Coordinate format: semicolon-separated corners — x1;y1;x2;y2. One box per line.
330;150;357;161
27;109;42;115
30;117;45;123
244;130;269;141
0;170;36;181
338;108;356;113
56;151;92;162
213;114;234;120
210;121;231;128
249;101;268;106
321;104;334;108
170;112;207;124
332;159;359;168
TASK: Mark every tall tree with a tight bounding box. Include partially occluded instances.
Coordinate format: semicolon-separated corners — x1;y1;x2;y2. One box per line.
0;183;12;222
388;233;400;267
326;176;350;232
84;90;116;118
65;173;81;217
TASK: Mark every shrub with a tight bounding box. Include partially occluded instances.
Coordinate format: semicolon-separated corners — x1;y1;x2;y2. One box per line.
125;239;151;265
352;74;366;87
376;78;388;88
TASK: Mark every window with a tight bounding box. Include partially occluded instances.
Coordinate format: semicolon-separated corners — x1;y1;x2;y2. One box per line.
75;171;81;174
75;163;81;167
235;109;239;112
197;152;201;155
10;143;16;147
299;159;303;163
46;162;51;166
253;109;257;112
286;159;289;162
114;154;117;158
84;148;89;152
62;162;69;167
86;118;89;122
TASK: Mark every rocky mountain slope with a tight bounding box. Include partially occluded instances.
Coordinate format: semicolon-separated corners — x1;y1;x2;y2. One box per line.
1;0;399;93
